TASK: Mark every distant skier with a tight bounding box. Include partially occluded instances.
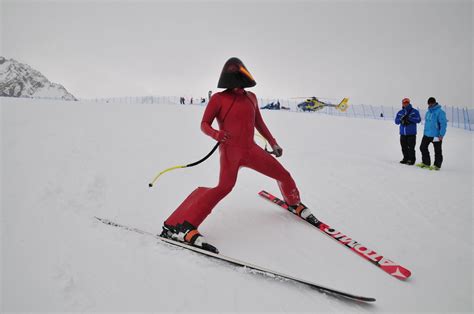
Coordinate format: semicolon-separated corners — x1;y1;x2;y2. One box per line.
394;98;421;165
161;57;314;253
417;97;447;170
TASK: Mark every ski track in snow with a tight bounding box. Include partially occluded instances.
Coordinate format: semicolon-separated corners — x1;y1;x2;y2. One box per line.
1;98;472;312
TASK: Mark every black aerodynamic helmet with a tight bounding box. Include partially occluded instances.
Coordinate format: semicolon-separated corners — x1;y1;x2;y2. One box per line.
217;57;256;88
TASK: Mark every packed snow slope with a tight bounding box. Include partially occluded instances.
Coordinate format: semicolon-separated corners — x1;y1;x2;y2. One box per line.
2;97;472;312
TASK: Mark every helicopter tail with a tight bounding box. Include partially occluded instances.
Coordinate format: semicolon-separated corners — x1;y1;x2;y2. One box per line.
336;98;349;112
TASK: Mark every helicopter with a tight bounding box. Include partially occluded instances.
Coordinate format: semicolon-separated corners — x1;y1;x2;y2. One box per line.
296;96;349;112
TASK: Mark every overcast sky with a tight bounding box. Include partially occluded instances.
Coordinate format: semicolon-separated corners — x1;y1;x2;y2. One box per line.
1;0;472;107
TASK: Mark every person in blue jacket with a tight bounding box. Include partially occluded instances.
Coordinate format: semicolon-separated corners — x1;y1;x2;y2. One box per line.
417;97;447;170
395;98;421;165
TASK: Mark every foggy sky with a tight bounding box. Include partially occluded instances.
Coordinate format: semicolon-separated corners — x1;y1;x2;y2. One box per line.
1;0;472;108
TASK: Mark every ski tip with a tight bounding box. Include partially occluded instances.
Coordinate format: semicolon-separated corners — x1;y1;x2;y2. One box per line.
383;265;412;280
349;295;376;303
325;291;376;303
361;297;377;303
392;267;412;280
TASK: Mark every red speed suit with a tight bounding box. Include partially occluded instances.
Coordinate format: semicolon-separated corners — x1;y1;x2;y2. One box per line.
165;88;301;228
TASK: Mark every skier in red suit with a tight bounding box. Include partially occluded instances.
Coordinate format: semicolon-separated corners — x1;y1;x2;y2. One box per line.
161;58;313;253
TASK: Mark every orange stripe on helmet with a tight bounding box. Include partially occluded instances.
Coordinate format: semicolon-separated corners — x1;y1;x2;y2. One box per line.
239;65;255;81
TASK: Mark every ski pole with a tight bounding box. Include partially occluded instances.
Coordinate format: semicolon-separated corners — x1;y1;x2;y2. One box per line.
148;142;220;187
148;132;275;187
149;95;240;188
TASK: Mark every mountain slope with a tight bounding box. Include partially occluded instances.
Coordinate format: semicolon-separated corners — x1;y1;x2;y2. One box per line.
1;98;472;312
0;57;76;100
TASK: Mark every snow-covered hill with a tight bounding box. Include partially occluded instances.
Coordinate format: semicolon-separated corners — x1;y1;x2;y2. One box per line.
0;57;76;100
1;97;472;312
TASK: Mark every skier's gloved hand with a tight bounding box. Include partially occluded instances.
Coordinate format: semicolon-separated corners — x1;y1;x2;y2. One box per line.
215;130;231;143
401;115;410;125
272;144;283;157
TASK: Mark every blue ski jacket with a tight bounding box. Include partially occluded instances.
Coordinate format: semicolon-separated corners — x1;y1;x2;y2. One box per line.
395;104;421;135
423;103;447;137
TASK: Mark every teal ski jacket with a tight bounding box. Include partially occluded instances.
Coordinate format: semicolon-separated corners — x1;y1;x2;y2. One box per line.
423;104;447;137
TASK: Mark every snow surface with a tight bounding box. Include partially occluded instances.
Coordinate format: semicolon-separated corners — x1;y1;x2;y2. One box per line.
1;97;472;312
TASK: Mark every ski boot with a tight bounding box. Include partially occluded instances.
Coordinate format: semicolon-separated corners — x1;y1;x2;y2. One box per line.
406;160;415;165
160;221;219;254
288;202;320;226
416;163;430;169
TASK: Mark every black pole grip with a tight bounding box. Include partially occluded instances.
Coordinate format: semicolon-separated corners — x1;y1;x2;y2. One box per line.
186;142;220;168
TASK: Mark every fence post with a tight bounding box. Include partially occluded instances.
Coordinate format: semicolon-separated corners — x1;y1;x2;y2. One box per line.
462;108;466;130
466;108;472;131
369;105;375;119
456;107;460;128
451;106;454;127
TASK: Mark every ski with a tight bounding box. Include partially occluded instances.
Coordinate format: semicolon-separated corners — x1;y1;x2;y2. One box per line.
258;190;411;280
95;216;376;303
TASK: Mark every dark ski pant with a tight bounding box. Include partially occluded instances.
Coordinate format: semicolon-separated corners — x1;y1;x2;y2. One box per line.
400;135;416;162
420;135;443;168
165;143;300;228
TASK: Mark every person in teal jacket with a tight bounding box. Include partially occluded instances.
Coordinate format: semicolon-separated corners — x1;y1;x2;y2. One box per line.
417;97;447;170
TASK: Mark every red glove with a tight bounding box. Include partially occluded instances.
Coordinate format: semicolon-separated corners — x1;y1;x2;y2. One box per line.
215;130;231;143
272;144;283;157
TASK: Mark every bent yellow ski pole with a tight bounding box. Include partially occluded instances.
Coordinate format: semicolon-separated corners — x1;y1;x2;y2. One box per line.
149;133;271;188
148;142;220;187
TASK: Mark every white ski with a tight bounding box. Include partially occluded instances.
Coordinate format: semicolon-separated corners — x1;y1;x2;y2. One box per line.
95;216;376;303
